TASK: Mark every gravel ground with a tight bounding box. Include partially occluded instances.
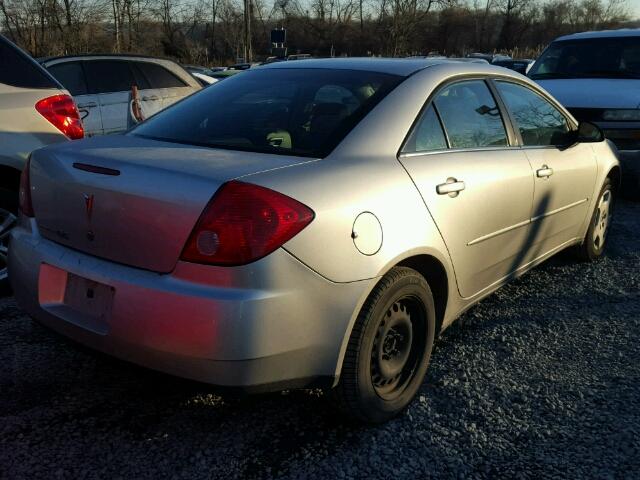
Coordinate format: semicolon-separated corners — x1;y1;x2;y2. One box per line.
1;201;639;480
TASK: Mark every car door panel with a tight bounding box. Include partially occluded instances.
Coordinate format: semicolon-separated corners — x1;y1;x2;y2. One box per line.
75;93;102;136
135;62;190;114
494;80;598;252
401;149;534;299
83;60;136;135
98;92;130;134
524;146;596;250
399;79;534;299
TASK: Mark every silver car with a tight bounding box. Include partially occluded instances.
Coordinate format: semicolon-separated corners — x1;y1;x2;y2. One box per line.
9;59;620;423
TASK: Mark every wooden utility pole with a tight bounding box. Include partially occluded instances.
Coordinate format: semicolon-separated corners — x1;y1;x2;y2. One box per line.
243;0;252;62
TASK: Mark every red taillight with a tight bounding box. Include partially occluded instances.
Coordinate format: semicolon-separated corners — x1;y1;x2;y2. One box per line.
35;94;84;140
19;156;34;217
181;181;315;266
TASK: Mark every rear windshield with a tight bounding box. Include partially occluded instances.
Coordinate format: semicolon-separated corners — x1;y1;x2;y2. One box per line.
0;36;61;89
529;37;640;80
130;68;403;158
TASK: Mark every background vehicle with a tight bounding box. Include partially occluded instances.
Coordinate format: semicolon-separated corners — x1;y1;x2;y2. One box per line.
493;58;534;74
10;59;619;423
41;54;201;136
0;34;83;291
529;29;640;198
183;65;220;86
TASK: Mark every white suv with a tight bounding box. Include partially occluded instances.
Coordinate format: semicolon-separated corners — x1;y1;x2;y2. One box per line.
0;34;83;290
40;55;201;136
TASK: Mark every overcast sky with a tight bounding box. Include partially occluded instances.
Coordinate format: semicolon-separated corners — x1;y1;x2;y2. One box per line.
630;0;640;18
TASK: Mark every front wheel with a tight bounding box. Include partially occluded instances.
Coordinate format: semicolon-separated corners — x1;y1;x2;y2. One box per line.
333;267;436;423
576;178;614;261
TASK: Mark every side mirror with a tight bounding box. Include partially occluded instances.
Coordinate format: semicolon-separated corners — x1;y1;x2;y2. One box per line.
576;121;604;143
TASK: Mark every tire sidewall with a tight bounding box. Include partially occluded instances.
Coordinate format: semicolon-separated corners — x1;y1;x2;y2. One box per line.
584;179;614;260
355;272;436;422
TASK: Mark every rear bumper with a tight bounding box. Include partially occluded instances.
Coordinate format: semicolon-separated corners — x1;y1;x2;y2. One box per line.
9;218;370;391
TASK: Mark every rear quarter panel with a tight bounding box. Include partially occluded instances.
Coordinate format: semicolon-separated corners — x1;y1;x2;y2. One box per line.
0;84;68;170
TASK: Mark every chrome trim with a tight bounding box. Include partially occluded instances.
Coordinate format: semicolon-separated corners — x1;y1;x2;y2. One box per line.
467;219;530;246
531;198;588;222
467;198;588;246
399;146;522;158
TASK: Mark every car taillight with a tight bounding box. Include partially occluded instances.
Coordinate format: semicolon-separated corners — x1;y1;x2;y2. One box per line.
35;94;84;140
19;156;34;217
181;181;315;266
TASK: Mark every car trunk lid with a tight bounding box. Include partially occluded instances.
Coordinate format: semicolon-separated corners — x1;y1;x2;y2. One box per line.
30;135;311;273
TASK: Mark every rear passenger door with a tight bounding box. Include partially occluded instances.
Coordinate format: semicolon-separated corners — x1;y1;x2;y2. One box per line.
135;61;192;112
83;60;135;134
46;61;103;136
399;79;535;299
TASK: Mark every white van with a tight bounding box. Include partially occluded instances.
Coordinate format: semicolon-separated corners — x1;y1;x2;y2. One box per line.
41;55;201;136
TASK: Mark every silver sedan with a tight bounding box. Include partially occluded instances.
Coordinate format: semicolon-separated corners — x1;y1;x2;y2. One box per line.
9;59;620;423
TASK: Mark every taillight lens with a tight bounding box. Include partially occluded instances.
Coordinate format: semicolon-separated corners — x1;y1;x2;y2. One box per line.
181;181;315;266
35;94;84;140
19;156;34;217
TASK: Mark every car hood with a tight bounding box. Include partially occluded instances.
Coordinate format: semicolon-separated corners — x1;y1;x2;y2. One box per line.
535;78;640;109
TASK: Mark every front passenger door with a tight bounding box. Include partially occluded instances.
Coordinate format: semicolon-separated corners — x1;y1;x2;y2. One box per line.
494;81;597;254
399;79;534;299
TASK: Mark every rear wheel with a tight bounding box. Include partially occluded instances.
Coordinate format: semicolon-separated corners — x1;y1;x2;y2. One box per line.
0;187;18;295
576;178;614;261
333;267;436;423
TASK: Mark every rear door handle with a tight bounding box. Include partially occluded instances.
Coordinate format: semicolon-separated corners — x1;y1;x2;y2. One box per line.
77;102;97;108
142;95;159;101
436;178;466;197
536;165;554;178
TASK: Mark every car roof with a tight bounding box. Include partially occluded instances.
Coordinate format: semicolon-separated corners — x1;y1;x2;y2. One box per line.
555;28;640;41
258;57;490;76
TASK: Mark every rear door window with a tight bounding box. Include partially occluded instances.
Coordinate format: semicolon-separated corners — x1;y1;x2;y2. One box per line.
0;36;59;89
434;80;509;149
402;105;448;153
83;60;135;94
47;62;88;96
136;62;187;88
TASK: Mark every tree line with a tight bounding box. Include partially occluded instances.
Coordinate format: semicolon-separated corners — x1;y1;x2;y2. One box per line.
0;0;634;65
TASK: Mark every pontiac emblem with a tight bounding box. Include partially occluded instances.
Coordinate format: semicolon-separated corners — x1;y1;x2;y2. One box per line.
83;194;94;221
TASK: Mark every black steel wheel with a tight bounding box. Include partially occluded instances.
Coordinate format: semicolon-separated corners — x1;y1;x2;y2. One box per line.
333;267;436;423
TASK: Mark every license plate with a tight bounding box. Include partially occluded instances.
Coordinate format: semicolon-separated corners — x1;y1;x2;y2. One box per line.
63;273;115;320
39;264;115;333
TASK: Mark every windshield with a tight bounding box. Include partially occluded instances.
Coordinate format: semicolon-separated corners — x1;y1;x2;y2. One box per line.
529;37;640;80
131;68;403;158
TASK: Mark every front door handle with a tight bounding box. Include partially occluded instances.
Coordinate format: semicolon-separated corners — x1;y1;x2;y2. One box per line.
436;178;466;197
537;165;554;178
77;102;97;108
142;95;159;101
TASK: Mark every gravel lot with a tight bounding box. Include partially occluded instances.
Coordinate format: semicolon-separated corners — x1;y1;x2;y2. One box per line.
1;200;639;480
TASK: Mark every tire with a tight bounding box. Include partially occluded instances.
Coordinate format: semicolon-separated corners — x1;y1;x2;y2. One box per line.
333;267;436;423
575;178;614;262
0;187;18;296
